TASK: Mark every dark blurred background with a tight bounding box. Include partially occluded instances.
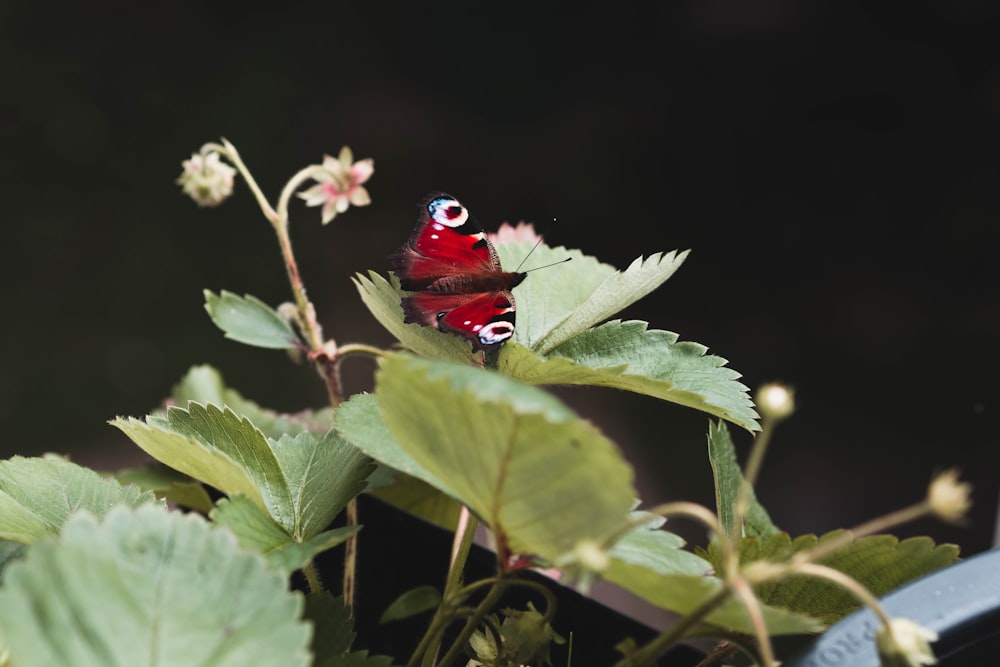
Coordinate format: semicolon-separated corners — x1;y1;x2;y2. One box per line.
1;1;998;558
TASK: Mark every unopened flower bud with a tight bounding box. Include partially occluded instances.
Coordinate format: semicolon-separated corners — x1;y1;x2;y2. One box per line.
177;151;236;207
572;539;610;573
876;617;938;666
927;468;972;523
756;383;795;421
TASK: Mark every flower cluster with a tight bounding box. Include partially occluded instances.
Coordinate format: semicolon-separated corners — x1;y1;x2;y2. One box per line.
177;151;237;207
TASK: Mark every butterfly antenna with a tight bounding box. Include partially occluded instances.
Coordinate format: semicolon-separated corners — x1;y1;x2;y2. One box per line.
513;236;547;273
513;217;571;273
523;256;572;273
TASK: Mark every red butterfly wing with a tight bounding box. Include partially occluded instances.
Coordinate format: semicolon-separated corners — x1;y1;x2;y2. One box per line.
402;291;517;351
390;193;525;350
389;192;500;291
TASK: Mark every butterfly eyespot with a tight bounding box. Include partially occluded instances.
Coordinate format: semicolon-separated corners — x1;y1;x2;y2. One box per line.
428;197;469;227
478;321;515;346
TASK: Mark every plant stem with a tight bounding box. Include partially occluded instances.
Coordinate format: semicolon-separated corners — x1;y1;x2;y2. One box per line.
613;587;732;667
436;580;509;667
732;416;776;543
446;506;478;595
303;560;323;594
214;139;362;603
342;498;359;611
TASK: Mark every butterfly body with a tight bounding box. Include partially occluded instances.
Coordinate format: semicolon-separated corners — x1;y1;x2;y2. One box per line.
390;193;525;350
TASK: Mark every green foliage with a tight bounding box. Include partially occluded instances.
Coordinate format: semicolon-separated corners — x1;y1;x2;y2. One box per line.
9;151;963;667
204;290;300;349
305;593;394;667
170;365;335;439
210;495;360;574
499;325;759;432
740;531;960;625
0;505;311;667
495;241;688;353
340;354;636;560
0;455;158;543
380;585;443;623
359;240;758;431
112;403;373;542
707;420;779;537
352;271;479;364
602;512;824;635
115;462;215;513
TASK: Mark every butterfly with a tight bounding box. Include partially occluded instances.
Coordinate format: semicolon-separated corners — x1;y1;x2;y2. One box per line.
389;193;526;351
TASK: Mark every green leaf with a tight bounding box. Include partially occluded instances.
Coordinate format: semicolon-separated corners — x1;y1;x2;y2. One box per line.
498;242;615;351
498;322;760;431
0;539;26;584
608;512;716;578
112;405;276;517
305;593;356;662
211;495;360;573
305;593;393;667
335;393;464;503
603;563;823;635
707;420;779;537
112;404;373;540
0;455;158;543
370;353;636;560
203;290;300;349
115;462;215;513
370;470;464;531
380;585;442;623
170;365;334;440
601;509;820;635
0;505;311;667
743;531;960;624
498;243;689;354
336;397;465;529
270;429;375;539
353;271;479;363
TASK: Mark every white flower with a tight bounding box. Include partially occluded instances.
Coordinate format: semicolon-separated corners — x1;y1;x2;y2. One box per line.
927;468;972;523
177;151;236;207
876;618;938;667
297;146;373;224
755;383;795;421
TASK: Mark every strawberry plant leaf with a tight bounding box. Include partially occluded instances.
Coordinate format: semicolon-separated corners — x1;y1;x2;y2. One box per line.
499;323;759;432
0;505;311;667
203;290;300;350
0;455;158;543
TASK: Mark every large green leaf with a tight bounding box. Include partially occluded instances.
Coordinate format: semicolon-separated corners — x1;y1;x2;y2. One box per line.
0;505;311;667
498;323;760;431
707;420;779;537
499;242;613;351
336;395;465;529
210;495;360;574
0;455;157;543
352;271;479;363
608;512;715;579
369;353;636;560
170;365;334;440
112;404;372;540
741;531;960;625
497;242;688;354
203;290;300;350
336;393;465;504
